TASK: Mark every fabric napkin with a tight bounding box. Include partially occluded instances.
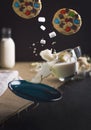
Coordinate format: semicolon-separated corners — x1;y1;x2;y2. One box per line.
0;70;19;96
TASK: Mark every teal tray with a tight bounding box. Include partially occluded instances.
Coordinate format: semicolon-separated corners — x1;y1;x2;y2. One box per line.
8;80;62;102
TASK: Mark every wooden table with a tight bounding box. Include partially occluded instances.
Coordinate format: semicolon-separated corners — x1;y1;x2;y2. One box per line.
0;62;62;125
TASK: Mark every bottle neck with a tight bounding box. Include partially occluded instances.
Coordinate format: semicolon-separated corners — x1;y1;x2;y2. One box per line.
2;35;11;38
1;28;12;38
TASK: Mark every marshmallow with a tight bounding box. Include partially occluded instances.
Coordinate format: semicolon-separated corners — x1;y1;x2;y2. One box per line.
40;25;46;31
38;17;46;22
49;31;56;38
40;39;46;44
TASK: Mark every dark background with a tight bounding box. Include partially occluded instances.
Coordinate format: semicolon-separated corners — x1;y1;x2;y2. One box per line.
0;0;90;61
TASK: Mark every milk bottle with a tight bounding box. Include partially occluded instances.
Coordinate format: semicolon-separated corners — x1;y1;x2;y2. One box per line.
0;28;15;68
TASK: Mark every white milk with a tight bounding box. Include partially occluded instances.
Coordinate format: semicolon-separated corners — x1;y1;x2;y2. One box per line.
0;28;15;68
0;38;15;68
51;60;77;81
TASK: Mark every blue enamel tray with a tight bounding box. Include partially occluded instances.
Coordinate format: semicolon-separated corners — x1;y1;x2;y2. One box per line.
8;80;62;102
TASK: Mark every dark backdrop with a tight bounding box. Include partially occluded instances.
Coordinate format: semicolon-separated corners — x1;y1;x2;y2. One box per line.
0;0;90;61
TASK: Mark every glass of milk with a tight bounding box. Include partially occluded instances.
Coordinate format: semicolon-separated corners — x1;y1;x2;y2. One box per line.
51;57;77;82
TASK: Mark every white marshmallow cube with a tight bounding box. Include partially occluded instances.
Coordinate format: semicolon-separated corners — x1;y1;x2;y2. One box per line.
49;31;56;38
38;17;46;22
40;39;46;44
40;25;46;31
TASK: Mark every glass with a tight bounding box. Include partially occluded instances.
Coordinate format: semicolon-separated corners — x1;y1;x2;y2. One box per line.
73;46;82;58
56;46;82;60
50;46;82;82
51;57;77;82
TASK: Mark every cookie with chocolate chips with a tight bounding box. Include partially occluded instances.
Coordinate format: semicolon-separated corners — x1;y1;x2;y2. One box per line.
52;8;82;35
12;0;42;19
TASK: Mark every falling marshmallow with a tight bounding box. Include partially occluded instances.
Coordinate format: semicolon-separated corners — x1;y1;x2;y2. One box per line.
40;39;46;44
49;31;56;38
40;25;46;31
38;17;46;22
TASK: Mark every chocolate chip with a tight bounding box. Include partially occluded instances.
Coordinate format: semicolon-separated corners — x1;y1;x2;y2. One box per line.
75;14;78;19
31;8;37;14
19;6;25;11
29;2;33;6
66;8;69;13
59;14;64;19
71;25;77;30
59;22;65;28
69;18;73;23
34;0;39;2
19;0;24;2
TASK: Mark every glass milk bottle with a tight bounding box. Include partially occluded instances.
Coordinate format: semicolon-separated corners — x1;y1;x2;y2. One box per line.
0;28;15;68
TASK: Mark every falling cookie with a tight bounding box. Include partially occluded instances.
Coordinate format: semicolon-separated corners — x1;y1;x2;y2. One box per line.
52;8;82;35
12;0;42;19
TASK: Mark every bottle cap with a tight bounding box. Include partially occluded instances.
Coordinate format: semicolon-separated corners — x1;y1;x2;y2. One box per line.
1;28;12;38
